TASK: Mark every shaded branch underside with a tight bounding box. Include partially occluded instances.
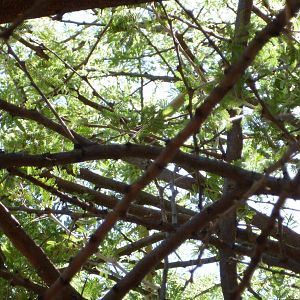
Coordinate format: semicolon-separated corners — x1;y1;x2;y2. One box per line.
0;0;159;24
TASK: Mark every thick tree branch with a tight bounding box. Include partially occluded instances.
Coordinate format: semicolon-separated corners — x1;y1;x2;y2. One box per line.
117;233;165;257
0;98;92;145
219;1;252;298
0;0;160;24
1;144;299;199
0;201;83;299
250;207;300;248
0;269;46;296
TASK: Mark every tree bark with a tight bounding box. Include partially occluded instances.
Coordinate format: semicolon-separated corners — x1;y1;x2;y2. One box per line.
219;1;252;299
0;0;159;24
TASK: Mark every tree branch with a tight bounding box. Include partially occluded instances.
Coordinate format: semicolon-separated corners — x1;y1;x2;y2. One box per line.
0;0;161;24
0;144;299;199
0;200;83;299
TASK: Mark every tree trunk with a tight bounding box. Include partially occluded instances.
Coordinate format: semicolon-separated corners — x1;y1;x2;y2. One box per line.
219;0;252;298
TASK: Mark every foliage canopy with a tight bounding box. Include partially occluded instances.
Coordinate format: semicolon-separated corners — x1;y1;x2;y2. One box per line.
0;0;299;299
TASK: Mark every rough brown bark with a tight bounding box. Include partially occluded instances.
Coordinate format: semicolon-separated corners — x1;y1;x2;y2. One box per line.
219;0;252;298
0;143;299;199
219;112;244;299
0;0;159;24
0;202;84;299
